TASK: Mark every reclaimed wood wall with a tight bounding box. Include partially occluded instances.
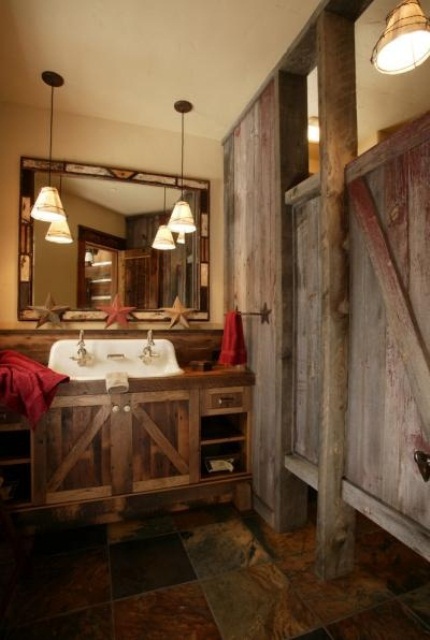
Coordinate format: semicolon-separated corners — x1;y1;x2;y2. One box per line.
345;112;430;559
224;79;278;524
223;71;309;529
0;329;222;368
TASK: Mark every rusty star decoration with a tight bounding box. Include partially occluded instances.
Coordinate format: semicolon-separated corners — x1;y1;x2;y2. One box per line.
97;294;136;328
161;296;194;329
29;293;70;328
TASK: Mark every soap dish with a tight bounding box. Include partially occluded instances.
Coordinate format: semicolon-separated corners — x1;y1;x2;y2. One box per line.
190;360;213;372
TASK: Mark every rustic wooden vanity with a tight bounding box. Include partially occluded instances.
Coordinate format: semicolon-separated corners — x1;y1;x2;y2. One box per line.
0;365;254;532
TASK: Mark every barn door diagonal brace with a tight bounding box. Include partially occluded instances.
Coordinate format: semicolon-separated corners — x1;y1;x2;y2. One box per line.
348;176;430;443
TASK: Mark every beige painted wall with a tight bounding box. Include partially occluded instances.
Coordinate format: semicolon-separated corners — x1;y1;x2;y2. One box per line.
33;191;125;307
0;102;224;328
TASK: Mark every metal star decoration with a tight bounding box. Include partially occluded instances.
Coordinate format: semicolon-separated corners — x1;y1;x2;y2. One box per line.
161;296;194;329
97;294;136;328
29;293;70;328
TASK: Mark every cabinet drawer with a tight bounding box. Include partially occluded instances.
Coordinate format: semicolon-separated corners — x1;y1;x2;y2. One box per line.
201;387;248;413
0;405;28;431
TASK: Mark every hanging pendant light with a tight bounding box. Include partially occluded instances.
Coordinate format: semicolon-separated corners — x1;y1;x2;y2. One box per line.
152;225;176;250
176;231;186;244
45;217;73;244
371;0;430;74
152;188;176;250
168;100;196;234
31;71;67;222
45;175;73;243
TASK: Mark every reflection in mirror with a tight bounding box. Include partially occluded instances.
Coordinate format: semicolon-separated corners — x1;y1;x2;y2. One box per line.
19;157;210;322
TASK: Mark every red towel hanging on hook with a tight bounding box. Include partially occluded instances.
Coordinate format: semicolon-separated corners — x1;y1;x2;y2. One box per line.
218;311;247;366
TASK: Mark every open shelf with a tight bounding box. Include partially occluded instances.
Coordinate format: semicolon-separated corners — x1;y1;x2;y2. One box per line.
200;412;249;480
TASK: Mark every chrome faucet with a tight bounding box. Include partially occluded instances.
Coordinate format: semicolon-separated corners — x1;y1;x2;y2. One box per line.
71;330;91;366
140;330;159;364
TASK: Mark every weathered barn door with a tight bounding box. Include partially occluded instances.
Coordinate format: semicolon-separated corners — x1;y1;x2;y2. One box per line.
346;112;430;561
284;175;322;491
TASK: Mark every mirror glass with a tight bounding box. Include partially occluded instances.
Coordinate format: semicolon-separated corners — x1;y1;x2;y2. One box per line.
18;157;210;322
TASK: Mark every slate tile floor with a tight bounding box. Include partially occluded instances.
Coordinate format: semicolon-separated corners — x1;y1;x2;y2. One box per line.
1;502;429;639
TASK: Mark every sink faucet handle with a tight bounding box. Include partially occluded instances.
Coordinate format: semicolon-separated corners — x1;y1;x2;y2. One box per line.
147;330;155;346
77;329;85;346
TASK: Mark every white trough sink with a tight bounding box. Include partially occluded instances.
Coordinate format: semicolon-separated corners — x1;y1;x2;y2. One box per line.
48;338;183;381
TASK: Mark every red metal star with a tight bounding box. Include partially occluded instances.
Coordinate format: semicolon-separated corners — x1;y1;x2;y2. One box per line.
97;294;136;328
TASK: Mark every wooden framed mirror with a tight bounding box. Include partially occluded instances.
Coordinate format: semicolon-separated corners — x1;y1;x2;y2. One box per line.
18;157;210;322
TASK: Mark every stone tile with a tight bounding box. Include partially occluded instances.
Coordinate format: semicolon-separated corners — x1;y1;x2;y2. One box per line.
6;548;110;626
290;629;332;640
244;513;317;564
33;524;107;555
114;582;222;640
181;518;271;579
110;533;196;599
355;529;430;595
202;562;320;640
3;603;113;639
401;582;430;629
286;563;391;625
172;503;240;531
107;515;176;544
327;599;430;639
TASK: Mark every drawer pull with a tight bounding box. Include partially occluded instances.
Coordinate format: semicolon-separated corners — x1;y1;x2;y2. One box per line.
217;396;236;406
112;404;120;413
123;405;131;413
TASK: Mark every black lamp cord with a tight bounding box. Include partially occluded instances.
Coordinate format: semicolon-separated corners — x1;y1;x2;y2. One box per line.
48;84;54;186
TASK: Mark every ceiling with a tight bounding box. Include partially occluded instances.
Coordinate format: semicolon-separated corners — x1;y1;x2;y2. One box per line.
1;0;429;147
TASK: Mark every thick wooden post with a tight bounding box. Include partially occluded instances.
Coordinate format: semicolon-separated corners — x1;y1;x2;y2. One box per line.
316;10;357;579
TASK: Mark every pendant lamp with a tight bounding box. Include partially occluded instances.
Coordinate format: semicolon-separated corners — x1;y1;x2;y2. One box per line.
152;225;176;250
176;231;186;244
45;175;73;243
45;217;73;244
371;0;430;74
31;71;67;222
152;188;176;250
168;100;196;234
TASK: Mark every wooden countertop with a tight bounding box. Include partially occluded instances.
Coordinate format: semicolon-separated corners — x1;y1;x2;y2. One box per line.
54;365;255;396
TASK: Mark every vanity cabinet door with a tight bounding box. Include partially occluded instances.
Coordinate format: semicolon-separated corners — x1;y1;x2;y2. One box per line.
130;389;200;492
36;394;113;505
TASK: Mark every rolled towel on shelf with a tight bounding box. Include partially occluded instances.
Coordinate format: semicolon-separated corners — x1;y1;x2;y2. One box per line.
105;371;129;394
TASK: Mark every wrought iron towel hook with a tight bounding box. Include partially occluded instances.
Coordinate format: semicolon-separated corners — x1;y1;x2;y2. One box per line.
234;302;271;324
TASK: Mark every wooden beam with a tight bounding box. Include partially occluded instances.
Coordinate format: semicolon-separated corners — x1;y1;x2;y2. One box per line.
284;454;318;490
315;10;357;580
348;176;430;442
222;0;375;143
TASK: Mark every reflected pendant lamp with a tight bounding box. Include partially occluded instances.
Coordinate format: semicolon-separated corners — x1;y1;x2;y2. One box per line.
31;71;67;222
168;100;196;234
45;217;73;244
371;0;430;74
152;224;176;250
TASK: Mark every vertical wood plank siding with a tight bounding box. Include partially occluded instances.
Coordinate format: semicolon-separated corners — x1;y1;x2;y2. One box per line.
346;113;430;532
224;72;309;528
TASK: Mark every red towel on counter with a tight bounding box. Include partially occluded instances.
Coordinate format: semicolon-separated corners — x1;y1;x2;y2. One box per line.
0;350;69;428
218;311;247;366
